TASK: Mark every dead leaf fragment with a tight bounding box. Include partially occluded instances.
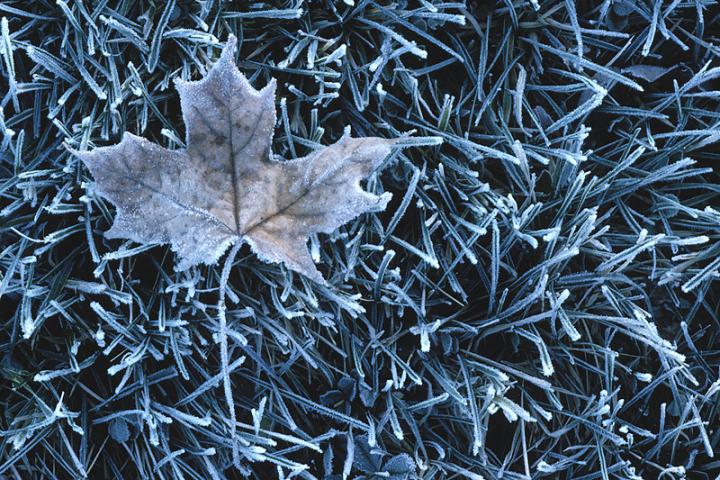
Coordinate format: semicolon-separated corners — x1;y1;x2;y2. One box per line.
621;65;676;83
71;35;396;283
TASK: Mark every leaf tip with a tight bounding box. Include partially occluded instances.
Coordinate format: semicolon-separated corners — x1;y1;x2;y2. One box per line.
308;270;330;286
220;33;238;64
65;142;95;168
378;192;393;210
63;142;79;158
261;77;277;99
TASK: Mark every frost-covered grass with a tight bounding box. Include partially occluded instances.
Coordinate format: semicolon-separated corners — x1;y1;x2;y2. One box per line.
1;1;720;479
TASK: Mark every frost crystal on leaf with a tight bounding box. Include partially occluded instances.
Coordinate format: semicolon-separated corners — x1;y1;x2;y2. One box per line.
70;35;395;283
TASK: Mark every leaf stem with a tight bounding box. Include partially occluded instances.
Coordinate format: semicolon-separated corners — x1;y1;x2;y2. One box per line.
218;240;242;464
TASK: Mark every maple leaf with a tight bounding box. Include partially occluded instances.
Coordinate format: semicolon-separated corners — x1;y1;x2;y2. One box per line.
70;35;397;283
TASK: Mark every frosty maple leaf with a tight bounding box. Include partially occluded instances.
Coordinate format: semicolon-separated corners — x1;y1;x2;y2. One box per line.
70;35;398;283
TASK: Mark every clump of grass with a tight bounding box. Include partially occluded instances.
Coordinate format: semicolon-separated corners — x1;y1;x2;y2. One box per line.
1;1;720;478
